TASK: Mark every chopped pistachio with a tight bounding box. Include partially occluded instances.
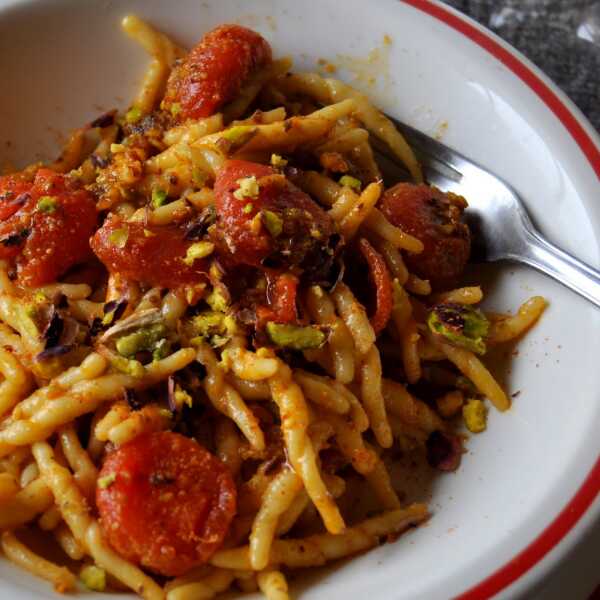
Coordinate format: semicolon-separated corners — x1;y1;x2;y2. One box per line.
97;473;116;489
174;388;193;409
210;334;229;348
191;311;225;337
261;210;283;238
243;202;254;214
115;323;168;357
463;399;487;433
170;102;182;117
110;143;126;154
427;303;489;355
151;188;168;208
339;175;362;191
110;355;145;377
233;176;260;201
33;290;47;304
209;261;223;281
152;338;171;361
270;153;288;168
37;196;57;213
101;301;125;326
80;565;106;592
125;106;142;124
222;315;238;336
206;286;229;312
108;228;129;249
183;241;215;266
256;347;275;359
265;322;326;350
310;285;324;299
159;407;173;419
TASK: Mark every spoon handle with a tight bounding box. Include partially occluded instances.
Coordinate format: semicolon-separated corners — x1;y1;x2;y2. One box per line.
520;227;600;309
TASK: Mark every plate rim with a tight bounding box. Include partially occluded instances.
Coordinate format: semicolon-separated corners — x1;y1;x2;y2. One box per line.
401;1;600;598
0;0;597;598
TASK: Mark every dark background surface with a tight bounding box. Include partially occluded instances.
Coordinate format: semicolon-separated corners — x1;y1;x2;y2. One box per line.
442;0;600;132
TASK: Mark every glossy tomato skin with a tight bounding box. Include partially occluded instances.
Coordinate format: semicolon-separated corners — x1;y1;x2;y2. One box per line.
164;24;272;120
0;169;97;286
380;183;470;290
96;431;237;577
213;160;336;272
90;216;209;288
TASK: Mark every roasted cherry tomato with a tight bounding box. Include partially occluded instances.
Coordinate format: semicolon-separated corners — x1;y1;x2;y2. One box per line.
0;173;33;221
163;24;272;120
256;271;299;326
358;238;393;335
380;183;470;290
0;169;97;286
90;216;209;288
96;431;237;577
213;160;336;272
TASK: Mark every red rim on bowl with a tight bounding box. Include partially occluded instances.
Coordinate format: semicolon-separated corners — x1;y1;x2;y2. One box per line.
401;1;600;598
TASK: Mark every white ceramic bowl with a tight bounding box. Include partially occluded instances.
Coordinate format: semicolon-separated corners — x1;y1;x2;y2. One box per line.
0;1;599;599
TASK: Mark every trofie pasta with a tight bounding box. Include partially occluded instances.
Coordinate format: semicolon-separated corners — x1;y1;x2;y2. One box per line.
0;15;547;600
